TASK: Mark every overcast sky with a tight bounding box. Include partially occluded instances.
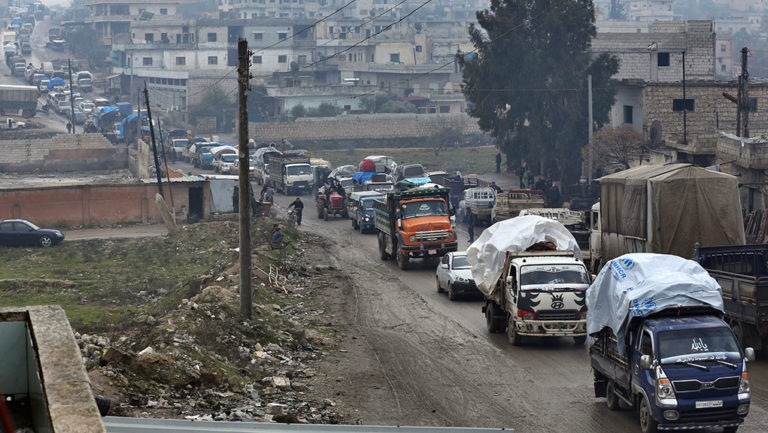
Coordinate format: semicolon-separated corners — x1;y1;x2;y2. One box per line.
38;0;70;7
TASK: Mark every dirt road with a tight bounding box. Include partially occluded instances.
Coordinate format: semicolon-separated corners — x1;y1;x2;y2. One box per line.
269;193;768;433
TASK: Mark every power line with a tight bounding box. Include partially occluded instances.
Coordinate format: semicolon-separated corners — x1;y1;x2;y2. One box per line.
252;0;359;53
305;0;435;68
313;0;410;51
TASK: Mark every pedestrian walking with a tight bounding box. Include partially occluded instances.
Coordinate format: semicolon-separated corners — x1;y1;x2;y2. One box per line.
526;170;534;190
467;212;475;243
495;150;502;173
66;122;72;133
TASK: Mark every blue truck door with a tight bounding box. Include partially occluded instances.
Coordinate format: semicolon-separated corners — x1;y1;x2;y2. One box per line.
634;328;656;402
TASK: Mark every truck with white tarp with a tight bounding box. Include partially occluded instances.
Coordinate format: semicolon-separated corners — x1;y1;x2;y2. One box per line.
598;163;745;267
467;215;590;345
587;253;754;433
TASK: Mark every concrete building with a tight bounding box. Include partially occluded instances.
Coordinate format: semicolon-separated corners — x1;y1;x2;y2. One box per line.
715;31;734;80
84;0;182;45
627;0;674;22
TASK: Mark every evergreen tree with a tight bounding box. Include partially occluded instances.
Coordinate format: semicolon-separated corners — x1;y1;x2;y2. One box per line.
459;0;618;183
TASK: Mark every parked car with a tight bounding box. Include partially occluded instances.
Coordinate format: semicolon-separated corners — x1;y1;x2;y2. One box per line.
435;251;479;300
0;219;64;247
73;108;87;124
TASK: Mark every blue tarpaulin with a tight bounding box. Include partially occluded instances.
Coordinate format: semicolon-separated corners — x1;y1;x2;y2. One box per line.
119;112;147;138
99;106;119;114
11;19;21;25
353;171;376;184
47;77;65;89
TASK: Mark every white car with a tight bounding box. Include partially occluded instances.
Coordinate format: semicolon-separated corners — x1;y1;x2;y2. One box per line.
435;252;480;301
79;101;95;114
213;152;238;174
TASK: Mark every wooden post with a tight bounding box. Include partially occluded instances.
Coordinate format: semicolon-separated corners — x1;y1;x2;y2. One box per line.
237;38;253;320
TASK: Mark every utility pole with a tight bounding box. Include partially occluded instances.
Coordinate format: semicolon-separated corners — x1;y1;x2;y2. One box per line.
143;81;164;197
682;51;687;145
157;120;175;212
237;38;253;320
587;74;593;184
67;59;75;133
137;89;142;146
741;47;750;138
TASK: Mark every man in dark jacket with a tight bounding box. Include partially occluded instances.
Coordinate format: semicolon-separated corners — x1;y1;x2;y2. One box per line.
288;197;304;225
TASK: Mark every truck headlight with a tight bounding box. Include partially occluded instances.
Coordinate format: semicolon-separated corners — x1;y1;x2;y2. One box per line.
456;277;467;282
739;372;750;394
286;181;293;185
522;312;534;320
408;235;416;242
656;377;676;400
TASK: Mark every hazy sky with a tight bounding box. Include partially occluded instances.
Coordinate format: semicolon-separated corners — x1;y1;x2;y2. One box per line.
38;0;71;7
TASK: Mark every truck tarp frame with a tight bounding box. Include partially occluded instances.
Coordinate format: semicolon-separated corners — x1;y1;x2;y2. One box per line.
586;253;724;355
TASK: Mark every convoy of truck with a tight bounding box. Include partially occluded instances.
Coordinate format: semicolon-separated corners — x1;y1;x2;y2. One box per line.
265;152;313;195
0;84;37;117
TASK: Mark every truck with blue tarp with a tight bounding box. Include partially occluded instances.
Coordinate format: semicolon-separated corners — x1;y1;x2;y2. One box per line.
587;253;754;433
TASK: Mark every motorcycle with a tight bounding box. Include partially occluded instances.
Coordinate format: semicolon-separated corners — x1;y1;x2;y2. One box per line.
287;208;297;227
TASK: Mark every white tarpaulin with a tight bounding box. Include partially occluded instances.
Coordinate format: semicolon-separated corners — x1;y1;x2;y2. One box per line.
586;253;724;354
208;178;237;213
466;215;582;296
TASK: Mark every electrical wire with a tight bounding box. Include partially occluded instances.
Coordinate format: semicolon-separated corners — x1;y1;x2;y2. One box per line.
305;0;435;67
313;0;410;50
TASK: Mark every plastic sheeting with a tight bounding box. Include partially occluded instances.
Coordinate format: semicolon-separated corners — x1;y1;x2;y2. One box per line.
47;77;65;89
359;158;375;172
466;215;582;296
353;171;376;184
586;253;724;354
208;179;237;213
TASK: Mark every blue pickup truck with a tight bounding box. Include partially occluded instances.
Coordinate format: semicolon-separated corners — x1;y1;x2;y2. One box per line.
348;191;384;233
587;254;754;433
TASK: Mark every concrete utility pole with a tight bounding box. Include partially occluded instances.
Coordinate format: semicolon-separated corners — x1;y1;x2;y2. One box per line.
237;38;253;320
741;47;750;138
682;51;687;145
67;59;75;133
143;82;164;197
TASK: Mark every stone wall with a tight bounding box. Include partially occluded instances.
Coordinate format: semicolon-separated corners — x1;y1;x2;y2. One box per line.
0;133;128;173
248;113;481;142
643;81;768;156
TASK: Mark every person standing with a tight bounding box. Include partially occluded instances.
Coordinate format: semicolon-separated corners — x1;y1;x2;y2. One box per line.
288;197;304;225
495;150;502;173
66;121;72;134
467;212;475;243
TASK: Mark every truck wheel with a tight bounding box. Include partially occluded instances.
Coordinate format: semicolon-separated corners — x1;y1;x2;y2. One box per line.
573;336;586;345
639;395;659;433
323;207;328;221
605;380;620;411
378;233;390;260
396;250;409;270
507;316;522;346
436;277;443;293
485;302;505;333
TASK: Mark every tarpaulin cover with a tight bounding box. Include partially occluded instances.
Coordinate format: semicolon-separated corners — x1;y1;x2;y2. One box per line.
397;177;432;190
330;165;357;179
466;215;582;297
99;106;119;114
359;158;375;172
586;253;724;354
47;77;65;89
599;163;745;261
353;171;376;184
254;146;281;164
208;179;237;213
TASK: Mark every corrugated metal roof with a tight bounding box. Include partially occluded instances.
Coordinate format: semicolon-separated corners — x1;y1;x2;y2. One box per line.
104;417;512;433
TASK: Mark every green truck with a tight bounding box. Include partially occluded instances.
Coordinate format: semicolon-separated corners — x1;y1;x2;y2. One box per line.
0;85;38;118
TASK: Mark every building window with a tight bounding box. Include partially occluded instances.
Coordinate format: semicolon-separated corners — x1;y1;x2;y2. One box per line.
142;57;152;66
415;45;422;53
658;52;670;67
440;105;450;113
176;56;186;65
623;105;633;124
348;53;352;61
254;32;263;40
160;8;168;15
278;32;287;40
208;56;218;65
298;55;306;64
672;99;695;111
253;55;262;64
278;55;287;63
144;33;154;42
721;44;726;52
749;97;758;113
207;32;217;42
721;64;727;72
390;53;400;63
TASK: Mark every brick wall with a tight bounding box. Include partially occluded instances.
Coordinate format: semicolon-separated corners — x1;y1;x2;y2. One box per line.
644;81;768;156
0;133;128;173
0;182;210;226
248;113;481;141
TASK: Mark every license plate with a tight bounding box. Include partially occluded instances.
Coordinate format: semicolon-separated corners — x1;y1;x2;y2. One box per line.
695;400;723;409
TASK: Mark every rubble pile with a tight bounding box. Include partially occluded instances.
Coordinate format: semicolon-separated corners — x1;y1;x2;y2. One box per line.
72;224;347;424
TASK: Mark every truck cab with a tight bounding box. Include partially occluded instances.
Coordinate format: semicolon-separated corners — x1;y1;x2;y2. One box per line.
349;191;384;233
593;313;753;433
491;253;589;345
589;202;601;273
282;162;313;195
462;186;495;225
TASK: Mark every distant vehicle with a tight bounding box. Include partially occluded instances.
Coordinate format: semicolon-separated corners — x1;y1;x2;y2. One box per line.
171;138;188;158
212;148;238;174
347;191;383;233
48;27;61;42
92;98;111;108
79;101;95;114
4;117;25;129
395;163;426;181
73;108;87;124
56;99;71;115
0;84;37;117
49;39;66;51
0;219;64;247
435;251;479;300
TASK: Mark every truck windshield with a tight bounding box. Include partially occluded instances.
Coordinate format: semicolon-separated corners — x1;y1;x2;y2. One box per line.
659;327;741;364
452;256;471;269
286;165;311;175
520;265;589;291
401;199;447;218
361;198;379;209
221;154;237;163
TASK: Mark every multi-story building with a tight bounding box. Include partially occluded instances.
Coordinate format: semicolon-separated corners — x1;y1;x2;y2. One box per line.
627;0;674;22
84;0;181;45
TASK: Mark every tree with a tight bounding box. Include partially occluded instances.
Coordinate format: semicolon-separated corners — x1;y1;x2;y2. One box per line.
581;125;644;174
291;103;307;118
68;28;109;70
189;88;234;125
380;100;417;113
306;102;342;117
358;94;390;113
459;0;618;183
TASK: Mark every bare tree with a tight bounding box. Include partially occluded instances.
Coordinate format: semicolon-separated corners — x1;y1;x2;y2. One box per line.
582;125;644;174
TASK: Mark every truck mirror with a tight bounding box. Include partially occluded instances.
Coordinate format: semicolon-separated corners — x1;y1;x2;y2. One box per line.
397;219;402;229
639;354;652;370
506;276;514;287
745;347;756;362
